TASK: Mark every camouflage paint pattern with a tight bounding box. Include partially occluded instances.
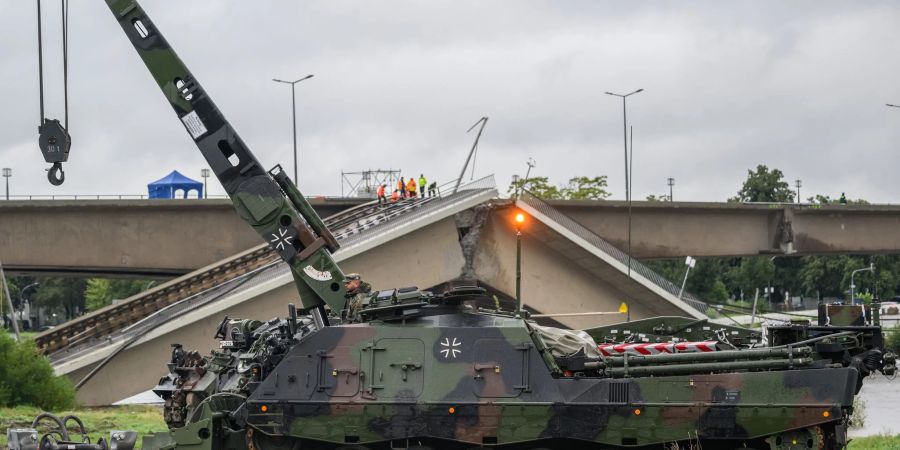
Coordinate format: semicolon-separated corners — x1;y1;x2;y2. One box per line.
242;313;855;448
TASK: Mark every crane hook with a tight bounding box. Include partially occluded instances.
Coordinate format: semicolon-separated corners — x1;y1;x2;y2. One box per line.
47;162;65;186
38;119;71;186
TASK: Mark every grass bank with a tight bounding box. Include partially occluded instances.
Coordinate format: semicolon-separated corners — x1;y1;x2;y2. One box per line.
0;405;896;449
850;435;900;449
0;405;166;449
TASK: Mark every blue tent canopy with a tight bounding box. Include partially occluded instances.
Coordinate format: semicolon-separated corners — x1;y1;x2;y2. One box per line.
148;170;203;199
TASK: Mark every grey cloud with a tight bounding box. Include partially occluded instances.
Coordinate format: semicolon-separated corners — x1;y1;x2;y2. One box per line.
1;1;900;203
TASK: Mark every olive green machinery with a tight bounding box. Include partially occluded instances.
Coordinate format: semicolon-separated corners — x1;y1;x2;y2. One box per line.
9;1;898;449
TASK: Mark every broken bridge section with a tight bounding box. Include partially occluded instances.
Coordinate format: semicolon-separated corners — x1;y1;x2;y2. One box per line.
514;192;708;322
549;200;900;258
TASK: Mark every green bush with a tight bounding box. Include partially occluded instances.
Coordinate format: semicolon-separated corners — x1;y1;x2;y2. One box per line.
0;331;75;410
885;325;900;353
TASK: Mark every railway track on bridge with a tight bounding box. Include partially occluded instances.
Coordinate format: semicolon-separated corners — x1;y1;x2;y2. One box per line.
35;244;278;354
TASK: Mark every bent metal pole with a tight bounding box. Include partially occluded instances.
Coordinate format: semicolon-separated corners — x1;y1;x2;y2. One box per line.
0;258;20;341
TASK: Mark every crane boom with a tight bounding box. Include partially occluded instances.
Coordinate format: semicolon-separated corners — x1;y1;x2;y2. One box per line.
103;0;346;319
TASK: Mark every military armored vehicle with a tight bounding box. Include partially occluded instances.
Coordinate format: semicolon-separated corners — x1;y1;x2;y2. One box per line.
8;1;896;449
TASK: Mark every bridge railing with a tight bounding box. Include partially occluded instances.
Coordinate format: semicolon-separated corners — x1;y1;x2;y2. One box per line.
517;191;709;315
338;174;497;249
3;194;349;201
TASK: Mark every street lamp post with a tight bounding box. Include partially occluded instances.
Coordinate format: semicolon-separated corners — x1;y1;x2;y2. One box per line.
795;179;802;204
667;177;675;201
678;256;696;300
850;263;875;304
515;212;525;316
762;286;775;316
19;282;38;330
2;168;11;200
200;168;210;199
605;89;643;278
273;74;314;185
517;158;536;197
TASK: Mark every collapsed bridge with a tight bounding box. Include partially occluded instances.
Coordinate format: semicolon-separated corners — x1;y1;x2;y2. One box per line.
35;177;705;405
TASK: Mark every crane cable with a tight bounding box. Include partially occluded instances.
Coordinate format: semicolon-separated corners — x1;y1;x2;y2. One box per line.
36;0;71;186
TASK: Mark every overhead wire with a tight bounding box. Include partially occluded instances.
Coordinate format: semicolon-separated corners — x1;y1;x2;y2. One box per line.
61;0;69;130
36;0;68;125
36;0;45;123
35;0;71;185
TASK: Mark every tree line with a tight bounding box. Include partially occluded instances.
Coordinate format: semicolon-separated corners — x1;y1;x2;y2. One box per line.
510;165;896;306
2;276;152;325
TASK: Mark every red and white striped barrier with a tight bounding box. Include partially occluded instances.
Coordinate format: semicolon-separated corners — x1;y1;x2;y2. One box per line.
598;341;718;356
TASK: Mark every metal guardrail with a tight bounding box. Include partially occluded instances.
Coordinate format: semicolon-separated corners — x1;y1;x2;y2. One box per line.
517;191;709;315
328;175;495;239
2;194;348;201
339;175;496;249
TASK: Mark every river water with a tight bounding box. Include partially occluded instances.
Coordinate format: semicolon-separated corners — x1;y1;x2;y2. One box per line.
850;375;900;437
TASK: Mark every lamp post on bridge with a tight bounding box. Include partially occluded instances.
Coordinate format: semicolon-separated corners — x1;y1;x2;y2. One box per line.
605;89;643;279
201;168;210;199
273;74;314;185
795;179;802;204
514;158;536;197
2;168;10;200
667;177;674;201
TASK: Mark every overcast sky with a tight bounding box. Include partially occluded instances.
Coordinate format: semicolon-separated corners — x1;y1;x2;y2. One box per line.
2;1;900;202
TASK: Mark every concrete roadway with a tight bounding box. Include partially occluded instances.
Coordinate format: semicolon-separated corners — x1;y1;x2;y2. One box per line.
551;200;900;259
4;198;900;278
0;198;364;277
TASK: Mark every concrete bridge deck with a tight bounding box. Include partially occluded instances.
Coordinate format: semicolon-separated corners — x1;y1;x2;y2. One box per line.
0;197;364;277
551;200;900;258
5;199;900;280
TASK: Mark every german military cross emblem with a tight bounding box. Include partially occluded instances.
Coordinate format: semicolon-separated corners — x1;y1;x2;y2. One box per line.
440;337;462;358
269;228;293;251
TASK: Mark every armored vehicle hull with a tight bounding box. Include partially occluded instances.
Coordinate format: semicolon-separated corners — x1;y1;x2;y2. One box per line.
241;313;858;449
131;302;894;450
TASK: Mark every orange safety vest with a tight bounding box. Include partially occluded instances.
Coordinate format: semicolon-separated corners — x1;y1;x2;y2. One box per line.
407;179;417;193
390;190;400;201
376;185;385;197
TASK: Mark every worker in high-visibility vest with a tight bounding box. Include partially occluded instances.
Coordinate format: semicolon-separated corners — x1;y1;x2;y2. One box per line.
376;184;386;206
398;177;407;198
390;189;400;202
418;174;427;197
406;177;418;198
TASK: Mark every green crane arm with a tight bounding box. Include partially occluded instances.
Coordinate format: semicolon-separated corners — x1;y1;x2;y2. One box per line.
104;0;346;320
